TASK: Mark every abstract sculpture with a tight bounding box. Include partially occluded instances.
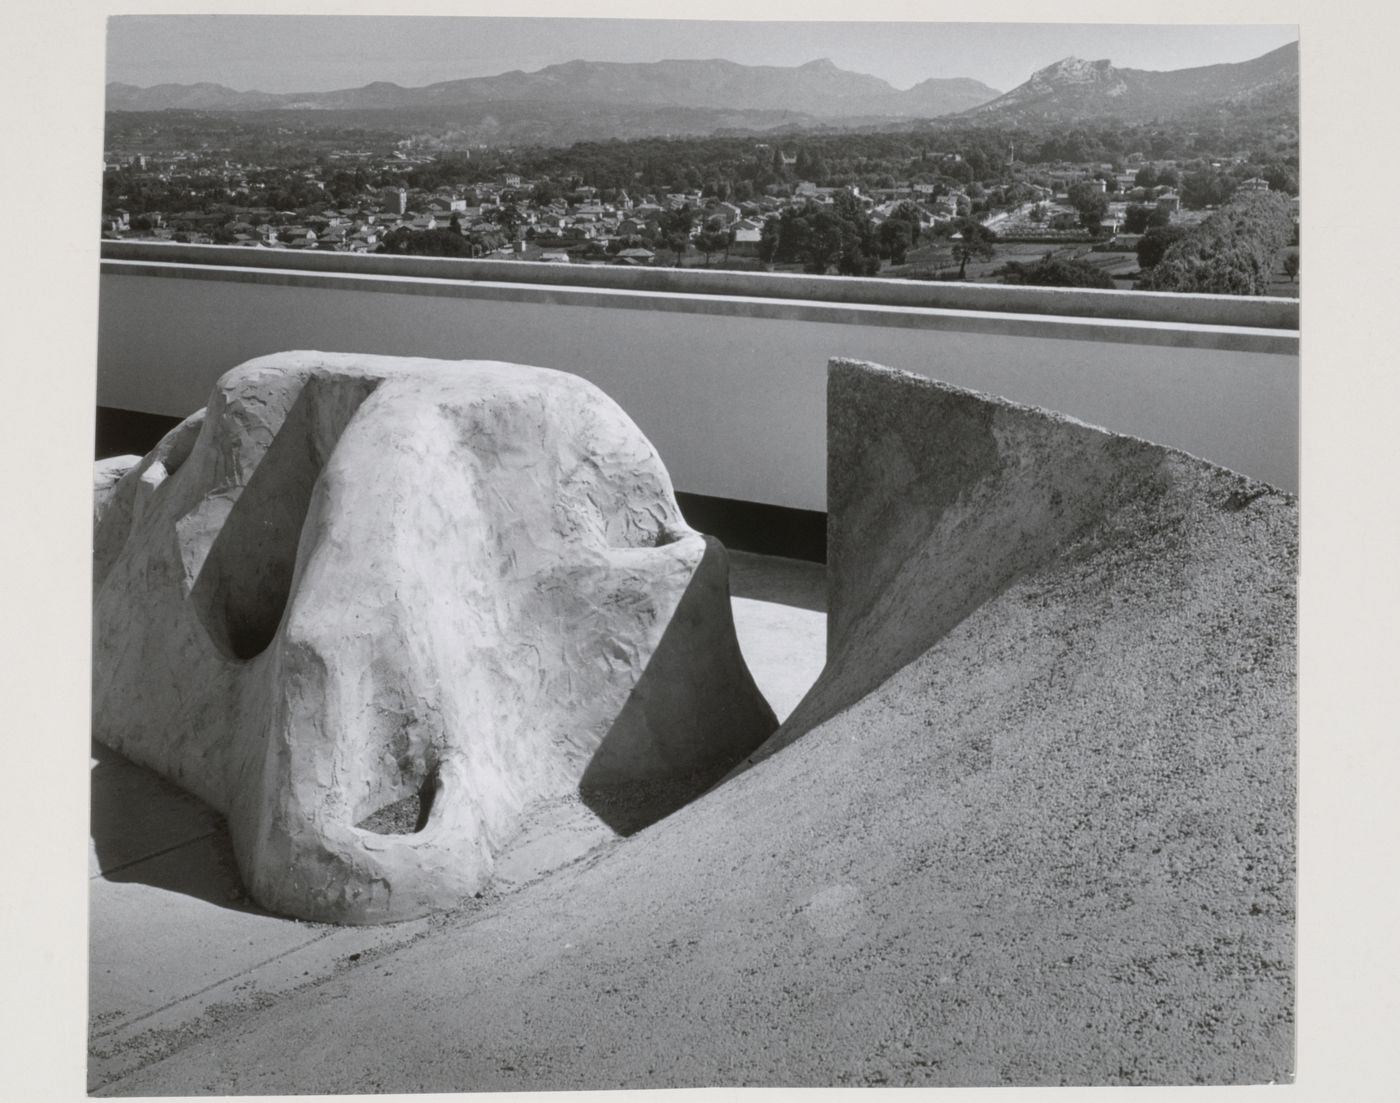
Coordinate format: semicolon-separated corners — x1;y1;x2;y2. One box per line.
93;352;776;923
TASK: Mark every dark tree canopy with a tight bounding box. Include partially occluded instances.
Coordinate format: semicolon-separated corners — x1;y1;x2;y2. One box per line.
1066;182;1111;233
890;201;924;244
951;219;998;279
377;227;472;257
1180;169;1236;210
1135;225;1190;270
876;219;913;265
658;205;697;265
694;216;734;266
758;194;881;275
1001;255;1115;289
1123;204;1152;235
1137;192;1293;295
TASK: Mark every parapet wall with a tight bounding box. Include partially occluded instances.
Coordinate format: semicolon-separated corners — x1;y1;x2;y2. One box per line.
100;240;1300;330
98;243;1299;508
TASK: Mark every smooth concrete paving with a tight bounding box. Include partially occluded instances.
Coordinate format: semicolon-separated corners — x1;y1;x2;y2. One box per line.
87;551;825;1094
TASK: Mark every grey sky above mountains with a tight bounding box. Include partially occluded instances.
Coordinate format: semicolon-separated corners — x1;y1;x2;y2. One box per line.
107;17;1298;100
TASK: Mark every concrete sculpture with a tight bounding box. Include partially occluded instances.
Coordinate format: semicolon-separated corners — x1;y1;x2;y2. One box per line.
92;352;776;924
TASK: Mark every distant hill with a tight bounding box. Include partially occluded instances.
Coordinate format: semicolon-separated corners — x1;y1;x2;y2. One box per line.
106;57;1001;126
106;46;1299;145
961;42;1298;124
105;81;286;112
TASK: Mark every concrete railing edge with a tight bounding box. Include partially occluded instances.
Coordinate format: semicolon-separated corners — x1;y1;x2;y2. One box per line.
99;240;1300;332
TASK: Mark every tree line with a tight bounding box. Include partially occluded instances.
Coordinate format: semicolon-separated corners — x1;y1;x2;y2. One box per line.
1137;191;1295;294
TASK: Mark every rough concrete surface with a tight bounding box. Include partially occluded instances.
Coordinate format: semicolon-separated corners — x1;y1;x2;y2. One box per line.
92;352;775;924
91;358;1295;1091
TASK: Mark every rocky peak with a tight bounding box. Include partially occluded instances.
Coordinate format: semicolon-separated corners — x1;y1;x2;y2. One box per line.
1028;57;1120;89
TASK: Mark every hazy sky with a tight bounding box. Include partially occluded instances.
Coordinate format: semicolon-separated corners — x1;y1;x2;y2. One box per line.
106;17;1298;96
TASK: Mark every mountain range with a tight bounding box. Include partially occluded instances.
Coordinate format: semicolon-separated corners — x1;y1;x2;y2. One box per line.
963;42;1298;124
106;57;1001;119
106;44;1298;142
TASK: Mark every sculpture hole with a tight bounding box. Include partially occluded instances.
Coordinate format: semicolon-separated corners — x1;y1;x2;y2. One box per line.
356;771;439;835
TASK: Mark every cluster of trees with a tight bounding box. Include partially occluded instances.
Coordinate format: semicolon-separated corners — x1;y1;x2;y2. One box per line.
106;107;1297;185
1137;191;1295;295
102;169;216;216
101;160;395;216
477;129;1014;199
756;195;924;275
999;255;1115;289
950;220;997;279
1065;181;1111;233
1176;161;1299;210
378;226;473;257
693;217;737;266
757;199;875;275
1122;203;1174;234
105;111;400;164
396;116;1294;209
1131;164;1180;190
1135;225;1191;270
376;224;508;258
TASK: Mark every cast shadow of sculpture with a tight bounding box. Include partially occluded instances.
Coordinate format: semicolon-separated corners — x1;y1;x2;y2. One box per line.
89;742;266;915
579;536;777;836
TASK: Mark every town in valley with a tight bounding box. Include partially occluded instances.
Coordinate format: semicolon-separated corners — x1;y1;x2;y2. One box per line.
102;42;1300;296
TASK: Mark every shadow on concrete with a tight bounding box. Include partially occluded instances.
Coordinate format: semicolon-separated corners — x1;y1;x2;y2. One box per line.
89;741;271;916
726;549;827;613
579;539;779;836
674;491;826;563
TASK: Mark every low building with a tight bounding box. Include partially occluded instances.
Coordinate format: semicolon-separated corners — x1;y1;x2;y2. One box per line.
733;220;764;244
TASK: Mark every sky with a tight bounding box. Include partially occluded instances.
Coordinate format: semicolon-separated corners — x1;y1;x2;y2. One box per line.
106;16;1299;97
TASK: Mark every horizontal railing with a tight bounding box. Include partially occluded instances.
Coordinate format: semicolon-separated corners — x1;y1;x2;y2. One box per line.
98;242;1299;512
102;240;1300;331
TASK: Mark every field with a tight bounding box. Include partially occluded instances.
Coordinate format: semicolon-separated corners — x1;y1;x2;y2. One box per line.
887;240;1142;289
